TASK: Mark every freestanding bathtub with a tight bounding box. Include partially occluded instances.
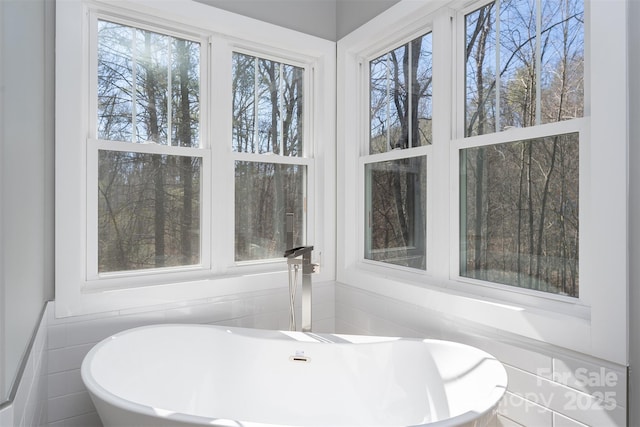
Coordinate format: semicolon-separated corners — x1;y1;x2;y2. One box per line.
81;324;507;427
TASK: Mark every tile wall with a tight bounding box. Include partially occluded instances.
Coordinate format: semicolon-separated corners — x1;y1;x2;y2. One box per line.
2;281;334;427
1;281;628;427
0;307;48;427
334;283;627;427
46;282;334;426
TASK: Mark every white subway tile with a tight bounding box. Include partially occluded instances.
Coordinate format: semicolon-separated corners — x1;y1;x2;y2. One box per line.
47;391;95;424
47;324;69;350
505;365;625;426
553;355;626;402
48;343;95;375
496;414;525;427
553;412;589;427
48;411;103;427
311;317;335;333
48;369;85;399
497;391;553;426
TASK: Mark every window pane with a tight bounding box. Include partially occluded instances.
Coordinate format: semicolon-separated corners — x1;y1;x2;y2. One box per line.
459;133;579;297
369;33;433;154
232;52;304;156
235;162;306;261
98;151;201;272
499;0;535;129
97;20;200;146
365;157;427;269
539;0;584;124
465;0;584;135
465;3;497;136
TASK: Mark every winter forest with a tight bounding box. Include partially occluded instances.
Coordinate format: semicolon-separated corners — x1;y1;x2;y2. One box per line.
95;0;583;298
367;0;582;297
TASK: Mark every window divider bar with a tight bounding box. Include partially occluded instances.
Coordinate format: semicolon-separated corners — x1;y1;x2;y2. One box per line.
131;26;137;143
253;56;259;153
278;62;284;155
167;40;173;146
90;139;205;157
535;0;542;125
495;0;501;133
230;151;312;166
451;117;587;150
408;41;413;148
361;145;430;165
386;53;391;151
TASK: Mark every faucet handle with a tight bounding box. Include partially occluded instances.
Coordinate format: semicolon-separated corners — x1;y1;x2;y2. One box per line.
303;263;319;274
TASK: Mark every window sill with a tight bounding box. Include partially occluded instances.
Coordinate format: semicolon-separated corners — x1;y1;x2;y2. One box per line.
338;262;592;356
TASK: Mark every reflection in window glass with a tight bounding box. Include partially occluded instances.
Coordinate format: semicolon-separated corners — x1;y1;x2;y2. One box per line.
370;33;433;154
235;162;306;261
465;0;584;136
98;151;201;272
460;133;579;297
365;157;427;269
97;20;200;146
232;52;304;156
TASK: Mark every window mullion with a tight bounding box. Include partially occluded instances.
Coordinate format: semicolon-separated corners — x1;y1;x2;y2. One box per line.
408;42;413;148
535;0;542;125
495;0;501;133
385;53;391;152
278;62;284;156
131;27;137;142
253;57;259;153
167;40;173;146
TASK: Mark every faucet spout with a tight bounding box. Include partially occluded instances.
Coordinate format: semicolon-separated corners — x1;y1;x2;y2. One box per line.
284;245;314;259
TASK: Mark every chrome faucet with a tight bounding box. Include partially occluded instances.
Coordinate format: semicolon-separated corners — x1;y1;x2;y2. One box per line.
284;213;317;332
284;245;316;332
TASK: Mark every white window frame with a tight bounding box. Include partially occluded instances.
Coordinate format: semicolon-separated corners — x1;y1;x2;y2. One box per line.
55;0;335;317
85;10;213;286
228;46;316;266
361;27;434;272
337;0;628;364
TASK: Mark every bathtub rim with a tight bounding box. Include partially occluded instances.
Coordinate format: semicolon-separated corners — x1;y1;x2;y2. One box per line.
81;324;507;427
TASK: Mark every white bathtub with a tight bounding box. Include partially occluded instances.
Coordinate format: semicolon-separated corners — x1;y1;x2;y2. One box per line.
81;324;507;427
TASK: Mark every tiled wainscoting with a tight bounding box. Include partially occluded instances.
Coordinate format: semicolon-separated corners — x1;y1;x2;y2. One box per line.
335;283;628;427
0;282;334;427
0;308;48;427
0;281;628;426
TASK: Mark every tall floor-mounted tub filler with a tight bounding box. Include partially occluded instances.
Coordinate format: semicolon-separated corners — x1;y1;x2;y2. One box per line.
82;324;508;427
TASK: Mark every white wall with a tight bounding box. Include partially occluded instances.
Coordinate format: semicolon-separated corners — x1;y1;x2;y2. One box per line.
0;306;48;427
1;0;54;401
0;0;5;402
628;0;640;423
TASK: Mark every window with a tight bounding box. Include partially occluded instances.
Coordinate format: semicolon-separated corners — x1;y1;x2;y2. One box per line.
232;52;309;262
364;32;432;270
459;0;584;297
55;0;335;316
369;33;433;153
339;0;626;363
94;19;204;274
